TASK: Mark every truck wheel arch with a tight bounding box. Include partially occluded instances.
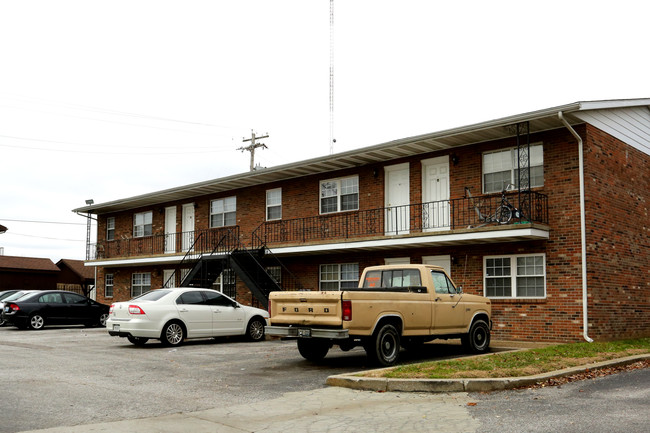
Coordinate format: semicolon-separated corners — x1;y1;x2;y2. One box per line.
369;314;403;336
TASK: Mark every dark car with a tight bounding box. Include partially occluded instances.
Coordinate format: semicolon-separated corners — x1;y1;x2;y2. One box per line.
0;290;31;326
0;290;20;301
1;290;109;330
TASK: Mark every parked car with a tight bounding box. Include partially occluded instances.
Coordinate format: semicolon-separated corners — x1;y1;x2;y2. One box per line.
106;288;269;346
0;290;35;326
1;290;109;330
0;290;20;301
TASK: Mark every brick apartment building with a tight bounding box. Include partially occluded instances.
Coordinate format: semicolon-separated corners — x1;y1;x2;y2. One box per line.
75;98;650;343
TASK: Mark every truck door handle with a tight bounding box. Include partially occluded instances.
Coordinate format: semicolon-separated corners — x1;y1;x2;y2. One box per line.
434;297;441;302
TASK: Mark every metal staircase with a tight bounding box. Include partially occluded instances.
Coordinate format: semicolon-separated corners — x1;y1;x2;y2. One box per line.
174;227;302;309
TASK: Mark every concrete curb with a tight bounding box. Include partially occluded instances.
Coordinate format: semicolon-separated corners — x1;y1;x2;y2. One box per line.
326;353;650;393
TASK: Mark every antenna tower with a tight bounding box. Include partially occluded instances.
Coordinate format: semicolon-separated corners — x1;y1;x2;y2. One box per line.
329;0;335;155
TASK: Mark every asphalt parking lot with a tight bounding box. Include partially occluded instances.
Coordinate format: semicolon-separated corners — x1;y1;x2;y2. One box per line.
0;326;355;432
0;325;478;432
2;326;648;433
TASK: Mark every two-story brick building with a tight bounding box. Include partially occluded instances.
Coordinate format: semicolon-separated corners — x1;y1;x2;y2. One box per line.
75;98;650;343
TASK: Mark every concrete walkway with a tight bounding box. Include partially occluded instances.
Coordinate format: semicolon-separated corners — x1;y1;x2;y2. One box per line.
21;387;480;433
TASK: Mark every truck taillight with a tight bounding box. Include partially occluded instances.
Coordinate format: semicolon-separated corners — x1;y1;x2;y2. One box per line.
268;299;272;316
342;300;352;321
128;305;146;315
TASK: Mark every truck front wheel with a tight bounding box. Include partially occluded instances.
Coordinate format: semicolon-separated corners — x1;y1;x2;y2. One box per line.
297;338;330;362
462;319;490;353
366;323;401;366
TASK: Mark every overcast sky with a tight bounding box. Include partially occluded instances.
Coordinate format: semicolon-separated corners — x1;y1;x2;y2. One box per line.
1;0;648;263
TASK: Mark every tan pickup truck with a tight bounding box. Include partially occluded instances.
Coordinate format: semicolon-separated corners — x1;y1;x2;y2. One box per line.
266;264;492;366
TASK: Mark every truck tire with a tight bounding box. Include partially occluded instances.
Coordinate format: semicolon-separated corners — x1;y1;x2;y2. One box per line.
365;323;400;366
297;339;330;362
462;319;490;353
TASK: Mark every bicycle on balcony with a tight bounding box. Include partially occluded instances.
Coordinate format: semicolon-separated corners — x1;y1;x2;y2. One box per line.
465;184;522;227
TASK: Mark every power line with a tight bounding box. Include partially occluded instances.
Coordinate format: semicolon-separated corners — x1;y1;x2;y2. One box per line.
0;218;86;226
4;232;85;242
0;92;250;131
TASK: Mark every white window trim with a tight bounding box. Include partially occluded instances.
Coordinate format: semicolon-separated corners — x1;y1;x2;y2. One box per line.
483;253;546;299
131;272;151;297
106;217;115;241
133;211;153;238
319;175;359;214
482;142;544;193
319;263;359;291
104;273;114;298
210;197;237;228
266;188;282;221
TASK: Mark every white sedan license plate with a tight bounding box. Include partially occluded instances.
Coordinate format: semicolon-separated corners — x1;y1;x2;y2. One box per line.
113;324;120;332
298;328;311;337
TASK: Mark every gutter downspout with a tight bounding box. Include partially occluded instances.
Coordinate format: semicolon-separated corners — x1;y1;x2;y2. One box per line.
558;111;593;343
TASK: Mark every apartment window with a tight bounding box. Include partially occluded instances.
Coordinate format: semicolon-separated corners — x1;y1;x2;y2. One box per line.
104;273;114;298
132;272;151;297
319;263;359;291
266;266;281;284
483;144;543;193
133;211;152;237
320;176;359;214
106;217;115;241
213;269;237;300
210;197;236;227
266;188;282;221
162;269;176;288
484;254;546;298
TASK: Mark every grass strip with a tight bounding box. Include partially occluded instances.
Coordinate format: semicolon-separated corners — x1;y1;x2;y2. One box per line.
375;338;650;379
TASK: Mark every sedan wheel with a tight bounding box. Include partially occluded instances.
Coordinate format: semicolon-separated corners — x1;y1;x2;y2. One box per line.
246;318;265;342
162;322;185;346
98;313;109;327
127;336;149;346
29;314;45;330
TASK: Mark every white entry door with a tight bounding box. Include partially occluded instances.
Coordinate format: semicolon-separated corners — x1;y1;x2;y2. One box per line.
422;156;450;231
164;206;177;253
423;255;452;276
182;203;195;251
385;163;410;235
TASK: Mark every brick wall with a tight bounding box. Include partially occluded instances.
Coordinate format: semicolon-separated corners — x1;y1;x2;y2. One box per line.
91;125;649;343
583;124;650;340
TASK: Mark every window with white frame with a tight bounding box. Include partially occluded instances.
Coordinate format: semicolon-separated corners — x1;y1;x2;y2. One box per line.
131;272;151;297
133;211;152;237
106;217;115;241
266;188;282;221
320;176;359;214
210;197;236;227
319;263;359;290
484;254;546;298
266;266;281;284
483;144;544;193
162;269;176;288
104;273;114;298
212;268;237;299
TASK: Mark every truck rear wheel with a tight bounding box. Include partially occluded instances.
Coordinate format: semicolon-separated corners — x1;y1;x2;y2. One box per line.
365;323;400;366
462;319;490;353
297;339;330;362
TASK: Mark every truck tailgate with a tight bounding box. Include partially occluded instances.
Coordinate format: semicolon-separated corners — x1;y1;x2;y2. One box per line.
269;291;343;327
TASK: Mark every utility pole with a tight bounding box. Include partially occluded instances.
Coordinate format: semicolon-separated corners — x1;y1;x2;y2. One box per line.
238;130;269;171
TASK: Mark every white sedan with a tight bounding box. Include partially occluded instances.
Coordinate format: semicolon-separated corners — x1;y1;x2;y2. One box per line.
106;288;269;346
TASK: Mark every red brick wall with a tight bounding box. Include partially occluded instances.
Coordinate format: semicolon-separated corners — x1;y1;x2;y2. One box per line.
583;124;650;340
92;125;649;343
